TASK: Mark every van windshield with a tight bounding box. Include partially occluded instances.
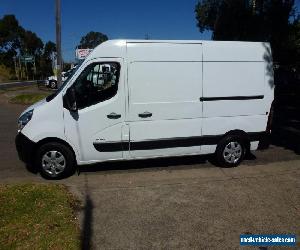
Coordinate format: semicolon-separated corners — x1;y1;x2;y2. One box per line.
46;61;83;102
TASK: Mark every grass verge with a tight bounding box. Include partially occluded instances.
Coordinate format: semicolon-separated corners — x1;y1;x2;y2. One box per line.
0;184;80;249
9;93;49;104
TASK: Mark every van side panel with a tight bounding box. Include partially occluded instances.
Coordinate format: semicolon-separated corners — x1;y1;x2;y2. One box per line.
127;43;203;158
201;42;274;154
202;62;266;117
128;61;202;120
202;41;268;61
127;42;202;61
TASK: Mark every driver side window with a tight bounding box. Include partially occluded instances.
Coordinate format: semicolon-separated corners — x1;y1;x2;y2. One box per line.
73;62;120;109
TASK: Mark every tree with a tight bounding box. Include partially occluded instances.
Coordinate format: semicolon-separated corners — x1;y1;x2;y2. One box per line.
43;41;56;59
0;15;23;52
39;41;56;78
0;15;24;69
0;15;55;79
78;31;108;49
20;30;43;56
195;0;297;64
287;17;300;67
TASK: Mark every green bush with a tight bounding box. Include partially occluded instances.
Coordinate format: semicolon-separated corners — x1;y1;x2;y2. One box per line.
0;64;14;82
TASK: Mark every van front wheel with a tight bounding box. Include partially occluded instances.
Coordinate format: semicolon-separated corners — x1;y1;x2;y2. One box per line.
215;135;246;167
36;142;75;179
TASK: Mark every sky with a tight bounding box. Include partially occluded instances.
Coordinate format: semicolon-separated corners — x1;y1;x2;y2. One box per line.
1;0;212;62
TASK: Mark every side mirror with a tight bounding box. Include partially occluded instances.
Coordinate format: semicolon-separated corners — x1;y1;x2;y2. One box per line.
63;87;77;112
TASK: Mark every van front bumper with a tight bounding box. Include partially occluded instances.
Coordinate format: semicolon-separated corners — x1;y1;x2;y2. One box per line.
15;133;36;164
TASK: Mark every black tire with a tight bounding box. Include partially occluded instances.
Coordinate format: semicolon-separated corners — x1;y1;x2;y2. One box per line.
215;135;246;168
35;142;75;179
50;81;57;89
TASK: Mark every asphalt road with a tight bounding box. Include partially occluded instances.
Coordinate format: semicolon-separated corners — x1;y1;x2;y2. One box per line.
0;80;36;90
0;94;299;249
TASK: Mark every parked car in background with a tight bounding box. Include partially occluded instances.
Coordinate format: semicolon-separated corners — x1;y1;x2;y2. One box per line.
45;71;68;89
46;65;78;89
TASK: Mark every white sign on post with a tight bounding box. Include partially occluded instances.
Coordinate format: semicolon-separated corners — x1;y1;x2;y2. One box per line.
75;49;93;60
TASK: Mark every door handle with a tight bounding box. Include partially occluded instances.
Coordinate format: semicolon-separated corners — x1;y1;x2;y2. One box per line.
138;111;152;118
107;112;121;119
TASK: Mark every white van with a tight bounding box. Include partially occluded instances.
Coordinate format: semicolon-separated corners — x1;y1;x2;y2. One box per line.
15;40;274;179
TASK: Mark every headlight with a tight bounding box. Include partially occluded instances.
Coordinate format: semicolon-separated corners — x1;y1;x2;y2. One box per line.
18;109;33;132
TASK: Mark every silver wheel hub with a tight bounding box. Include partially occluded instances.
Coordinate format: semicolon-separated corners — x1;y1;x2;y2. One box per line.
42;150;66;177
222;141;242;164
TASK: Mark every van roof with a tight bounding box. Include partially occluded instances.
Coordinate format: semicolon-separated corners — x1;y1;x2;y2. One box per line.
105;39;267;44
87;39;271;62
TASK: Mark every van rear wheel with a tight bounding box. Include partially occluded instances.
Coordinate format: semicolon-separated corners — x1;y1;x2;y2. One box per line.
215;135;246;167
36;142;75;179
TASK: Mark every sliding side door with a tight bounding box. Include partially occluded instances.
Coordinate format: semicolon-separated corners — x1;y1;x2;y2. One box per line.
126;42;203;158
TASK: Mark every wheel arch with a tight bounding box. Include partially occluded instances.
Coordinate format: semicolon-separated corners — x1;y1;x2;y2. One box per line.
222;129;251;152
34;137;78;163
